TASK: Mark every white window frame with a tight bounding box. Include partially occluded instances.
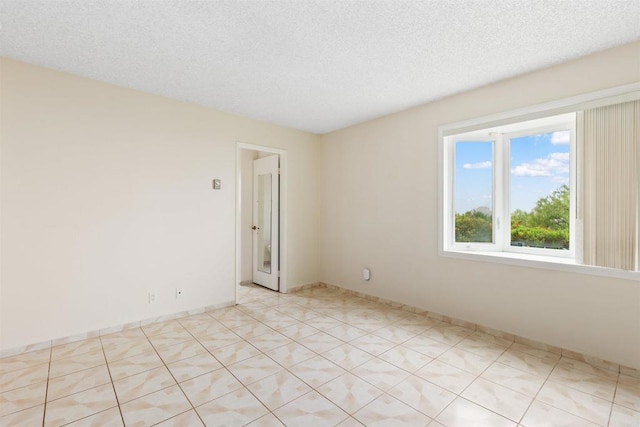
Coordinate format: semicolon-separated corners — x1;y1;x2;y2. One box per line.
445;116;576;258
437;82;640;281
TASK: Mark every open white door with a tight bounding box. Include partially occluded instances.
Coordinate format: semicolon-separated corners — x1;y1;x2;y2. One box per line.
252;155;279;291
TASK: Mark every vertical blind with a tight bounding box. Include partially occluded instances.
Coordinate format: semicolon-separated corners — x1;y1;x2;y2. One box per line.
582;100;639;271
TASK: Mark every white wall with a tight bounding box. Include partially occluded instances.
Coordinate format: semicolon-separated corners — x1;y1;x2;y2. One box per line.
320;42;640;369
0;58;321;351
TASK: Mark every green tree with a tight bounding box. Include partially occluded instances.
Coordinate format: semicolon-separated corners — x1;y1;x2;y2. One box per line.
510;184;570;249
455;210;492;242
528;184;569;230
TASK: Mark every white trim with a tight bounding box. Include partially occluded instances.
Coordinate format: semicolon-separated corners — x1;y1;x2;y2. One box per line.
235;142;288;304
442;250;640;281
441;83;640;136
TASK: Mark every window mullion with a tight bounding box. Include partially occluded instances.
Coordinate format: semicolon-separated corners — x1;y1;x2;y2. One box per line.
493;134;507;250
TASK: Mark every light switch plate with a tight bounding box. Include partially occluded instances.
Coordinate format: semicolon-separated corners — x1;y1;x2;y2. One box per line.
213;179;221;190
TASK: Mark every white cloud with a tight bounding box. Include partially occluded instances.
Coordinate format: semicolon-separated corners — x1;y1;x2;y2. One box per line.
551;131;570;145
511;152;569;177
463;161;492;169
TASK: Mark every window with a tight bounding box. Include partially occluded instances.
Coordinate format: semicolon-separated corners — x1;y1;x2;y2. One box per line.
445;114;576;259
440;87;640;278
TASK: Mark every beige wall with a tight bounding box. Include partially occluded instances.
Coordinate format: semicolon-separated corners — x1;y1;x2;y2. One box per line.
0;58;321;351
320;42;640;369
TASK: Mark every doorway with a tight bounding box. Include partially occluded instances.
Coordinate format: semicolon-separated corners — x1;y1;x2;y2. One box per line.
236;143;288;304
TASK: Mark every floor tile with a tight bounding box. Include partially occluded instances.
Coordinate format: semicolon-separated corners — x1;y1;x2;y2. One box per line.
436;347;494;375
509;343;561;363
497;349;557;377
277;322;320;340
246;412;286;426
388;374;456;418
325;324;368;342
0;349;50;375
247;330;293;352
353;393;431;427
4;284;635;427
179;367;243;406
536;380;612;425
402;335;451;358
548;362;617;400
51;338;103;361
246;370;312;410
147;330;193;349
415;360;476;394
520;400;599;426
288;355;345;388
166;352;222;382
555;357;618;380
120;384;191;427
350;334;396;356
615;375;640;412
197;329;243;351
102;337;154;363
421;325;473;346
265;341;317;368
232;322;274;340
455;336;510;360
609;403;640;427
154;409;203;426
196;387;268;426
0;404;44;427
64;407;124;426
480;362;545;397
209;340;261;365
107;350;163;381
227;354;284;385
298;331;344;353
303;315;344;331
317;372;383;414
461;377;532;422
336;416;365;426
44;383;117;427
435;397;516;427
154;339;207;364
113;365;175;403
0;380;47;417
378;346;432;373
322;343;374;370
372;325;417;344
0;362;49;392
274;390;349;427
141;320;186;337
352;358;410;391
47;365;112;401
49;349;106;378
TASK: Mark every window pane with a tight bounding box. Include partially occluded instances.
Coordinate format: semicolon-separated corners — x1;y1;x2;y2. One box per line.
454;141;493;243
510;131;570;250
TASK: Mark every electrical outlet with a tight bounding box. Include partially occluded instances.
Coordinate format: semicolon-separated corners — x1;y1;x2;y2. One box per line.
176;288;184;299
149;291;158;304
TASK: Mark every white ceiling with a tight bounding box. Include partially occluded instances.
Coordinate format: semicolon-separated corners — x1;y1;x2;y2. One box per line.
1;1;639;134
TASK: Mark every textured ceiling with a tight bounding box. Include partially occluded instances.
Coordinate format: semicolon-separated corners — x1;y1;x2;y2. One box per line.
1;1;639;134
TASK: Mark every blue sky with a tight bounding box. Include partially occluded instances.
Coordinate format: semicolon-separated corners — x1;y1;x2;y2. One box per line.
454;130;570;214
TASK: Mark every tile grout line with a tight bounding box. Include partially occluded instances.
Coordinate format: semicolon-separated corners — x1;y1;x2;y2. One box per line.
41;346;52;427
606;371;621;427
140;323;205;426
98;334;126;427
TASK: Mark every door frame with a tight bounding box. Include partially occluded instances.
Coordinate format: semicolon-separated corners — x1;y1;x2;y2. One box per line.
235;142;288;304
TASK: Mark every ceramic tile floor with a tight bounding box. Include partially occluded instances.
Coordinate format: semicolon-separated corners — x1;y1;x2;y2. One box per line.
1;284;639;427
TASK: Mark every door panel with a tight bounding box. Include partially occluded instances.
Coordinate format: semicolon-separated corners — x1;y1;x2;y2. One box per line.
252;155;279;290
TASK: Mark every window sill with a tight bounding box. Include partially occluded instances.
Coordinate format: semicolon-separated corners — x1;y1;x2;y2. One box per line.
440;249;640;282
